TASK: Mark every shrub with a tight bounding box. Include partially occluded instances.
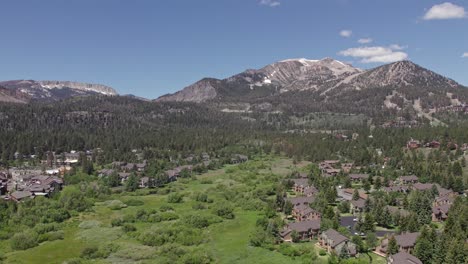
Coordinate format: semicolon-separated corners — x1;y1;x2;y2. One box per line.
180;250;213;264
192;203;207;210
278;243;300;257
124;199;144;206
111;218;124;227
159;204;174;212
194;193;208;202
319;249;327;256
122;224;137;233
200;179;213;184
10;231;38;250
160;212;179;221
106;200;128;210
80;245;99;259
139;230;167;247
79;220;101;229
182;214;221;228
34;223;60;234
212;203;235;219
63;259;82;264
38;230;64;242
167;193;183;203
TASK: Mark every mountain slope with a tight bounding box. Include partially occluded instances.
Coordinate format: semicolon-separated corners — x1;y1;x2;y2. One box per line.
156;58;361;102
0;80;118;102
156;59;468;124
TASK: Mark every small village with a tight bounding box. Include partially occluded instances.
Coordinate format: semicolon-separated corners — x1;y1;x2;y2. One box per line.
0;136;466;264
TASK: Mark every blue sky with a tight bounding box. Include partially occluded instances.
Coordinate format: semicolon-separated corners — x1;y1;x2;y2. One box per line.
0;0;467;98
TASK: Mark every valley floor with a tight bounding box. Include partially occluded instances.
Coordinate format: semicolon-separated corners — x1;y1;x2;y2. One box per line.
1;157;385;264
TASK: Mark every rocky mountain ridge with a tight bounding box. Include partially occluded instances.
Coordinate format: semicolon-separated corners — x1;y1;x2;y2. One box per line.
0;80;118;103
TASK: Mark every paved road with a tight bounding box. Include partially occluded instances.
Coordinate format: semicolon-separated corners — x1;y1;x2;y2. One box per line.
340;216;395;237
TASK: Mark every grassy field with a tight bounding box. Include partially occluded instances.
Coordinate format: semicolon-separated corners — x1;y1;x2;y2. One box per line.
3;156;385;264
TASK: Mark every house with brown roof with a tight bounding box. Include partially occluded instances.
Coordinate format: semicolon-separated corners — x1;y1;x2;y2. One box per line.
406;139;421;150
432;204;451;222
434;194;456;206
341;188;368;201
291;178;310;194
399;175;419;184
292;204;321;222
287;196;315;208
383;185;410;194
350;199;366;215
341;163;353;173
348;174;369;182
10;191;34;202
280;219;321;242
378;232;420;255
303;186;318;197
319;229;357;257
387;252;422;264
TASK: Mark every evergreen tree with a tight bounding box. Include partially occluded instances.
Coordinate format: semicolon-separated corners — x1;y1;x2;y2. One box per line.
352;189;360;201
125;174;139;192
374;177;382;190
414;227;435;263
387;236;399;255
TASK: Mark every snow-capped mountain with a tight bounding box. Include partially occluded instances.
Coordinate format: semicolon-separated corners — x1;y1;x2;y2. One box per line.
156;58;466;104
0;80;118;102
158;58;362;102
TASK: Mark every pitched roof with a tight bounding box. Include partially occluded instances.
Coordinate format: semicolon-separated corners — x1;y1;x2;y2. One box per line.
11;191;34;200
400;175;418;181
287;196;315;206
390;252;422;264
348;174;369;180
351;198;366;209
292;178;309;187
432;204;451;215
322;229;349;247
395;232;420;248
285;219;321;233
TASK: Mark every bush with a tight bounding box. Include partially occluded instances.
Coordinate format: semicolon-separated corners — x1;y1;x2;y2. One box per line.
106;200;128;210
319;249;327;256
194;193;208;202
192;203;207;210
80;245;99;259
34;223;60;234
122;224;137;233
10;231;38;250
125;199;144;206
160;212;179;221
38;230;64;242
159;204;174;212
167;193;183;203
212;203;235;219
79;220;101;229
111;218;124;227
182;214;221;228
200;179;213;184
278;243;300;257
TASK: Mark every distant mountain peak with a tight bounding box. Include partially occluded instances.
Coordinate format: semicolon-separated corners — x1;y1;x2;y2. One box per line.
0;80;118;103
156;57;465;104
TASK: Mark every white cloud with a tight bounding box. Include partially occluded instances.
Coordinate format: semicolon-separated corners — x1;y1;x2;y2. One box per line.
358;38;373;44
423;2;466;20
259;0;280;7
389;44;405;50
338;45;408;63
462;52;468;58
339;30;352;38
